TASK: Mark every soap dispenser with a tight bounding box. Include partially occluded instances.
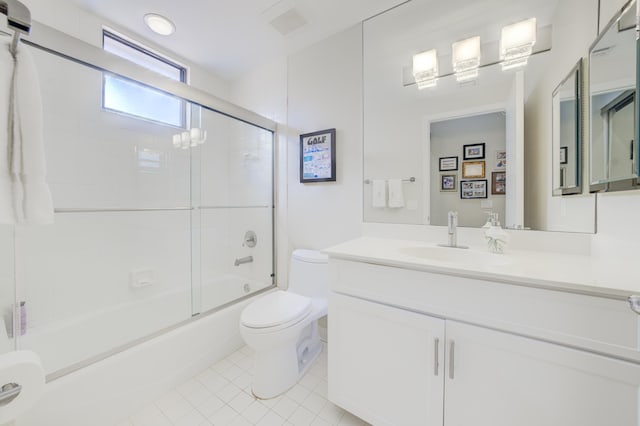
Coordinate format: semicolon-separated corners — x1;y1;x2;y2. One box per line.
484;213;509;254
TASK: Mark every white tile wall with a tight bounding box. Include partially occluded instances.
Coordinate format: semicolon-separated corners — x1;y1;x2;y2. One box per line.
117;345;369;426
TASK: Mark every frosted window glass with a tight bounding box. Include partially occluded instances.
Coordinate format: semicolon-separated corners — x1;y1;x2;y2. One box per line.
102;31;186;127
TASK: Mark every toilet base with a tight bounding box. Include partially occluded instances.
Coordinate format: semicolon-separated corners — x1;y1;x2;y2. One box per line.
250;322;323;399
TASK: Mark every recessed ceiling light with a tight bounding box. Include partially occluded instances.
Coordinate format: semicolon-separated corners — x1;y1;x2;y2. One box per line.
144;13;175;36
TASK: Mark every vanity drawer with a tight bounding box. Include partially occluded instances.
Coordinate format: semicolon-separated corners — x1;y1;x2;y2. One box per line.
329;259;640;362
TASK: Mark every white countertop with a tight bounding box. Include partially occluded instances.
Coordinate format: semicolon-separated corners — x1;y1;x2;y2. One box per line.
324;237;637;300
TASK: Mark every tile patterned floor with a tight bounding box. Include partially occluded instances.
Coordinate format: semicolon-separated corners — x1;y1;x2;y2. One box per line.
115;344;369;426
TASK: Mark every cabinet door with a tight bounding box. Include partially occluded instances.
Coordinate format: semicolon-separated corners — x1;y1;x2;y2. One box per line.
328;293;445;426
445;321;640;426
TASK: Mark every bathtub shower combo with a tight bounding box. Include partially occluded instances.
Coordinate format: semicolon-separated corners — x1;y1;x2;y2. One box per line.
0;16;276;380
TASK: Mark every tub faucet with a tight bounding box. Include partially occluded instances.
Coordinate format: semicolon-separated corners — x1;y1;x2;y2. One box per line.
438;211;468;249
234;256;253;266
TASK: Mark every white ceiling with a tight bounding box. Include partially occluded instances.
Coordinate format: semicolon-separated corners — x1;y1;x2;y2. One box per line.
68;0;407;81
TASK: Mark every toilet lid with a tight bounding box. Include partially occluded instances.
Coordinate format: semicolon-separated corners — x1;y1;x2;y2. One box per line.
241;291;312;329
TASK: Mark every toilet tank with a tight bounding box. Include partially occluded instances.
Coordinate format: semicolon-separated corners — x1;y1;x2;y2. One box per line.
288;249;329;300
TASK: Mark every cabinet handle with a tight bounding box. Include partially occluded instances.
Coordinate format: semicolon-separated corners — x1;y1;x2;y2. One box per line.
434;338;439;376
449;340;455;380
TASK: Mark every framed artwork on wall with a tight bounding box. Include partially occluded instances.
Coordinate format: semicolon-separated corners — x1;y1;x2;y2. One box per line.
495;150;506;169
463;142;485;160
300;128;336;183
460;180;488;199
439;156;458;171
492;171;506;195
462;161;485;178
441;174;457;191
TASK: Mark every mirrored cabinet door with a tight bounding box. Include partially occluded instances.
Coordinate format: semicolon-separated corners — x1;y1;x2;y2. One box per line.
589;0;639;192
552;60;583;196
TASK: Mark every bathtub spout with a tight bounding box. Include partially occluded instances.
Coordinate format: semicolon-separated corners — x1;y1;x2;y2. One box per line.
234;256;253;266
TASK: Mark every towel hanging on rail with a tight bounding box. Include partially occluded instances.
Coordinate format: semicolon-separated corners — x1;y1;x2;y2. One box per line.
0;36;54;224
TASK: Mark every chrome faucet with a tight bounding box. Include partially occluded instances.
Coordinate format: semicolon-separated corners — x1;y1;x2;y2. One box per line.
234;256;253;266
438;211;468;249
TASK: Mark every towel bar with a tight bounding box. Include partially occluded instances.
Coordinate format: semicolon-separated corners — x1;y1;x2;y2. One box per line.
364;177;415;184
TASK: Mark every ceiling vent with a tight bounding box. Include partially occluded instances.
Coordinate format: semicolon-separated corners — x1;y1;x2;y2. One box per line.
269;8;307;36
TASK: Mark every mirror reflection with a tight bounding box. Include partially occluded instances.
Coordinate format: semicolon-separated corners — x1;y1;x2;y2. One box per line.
552;60;582;196
589;0;638;191
362;0;600;233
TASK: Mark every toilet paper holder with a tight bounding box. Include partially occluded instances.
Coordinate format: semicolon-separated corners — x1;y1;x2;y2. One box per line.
0;382;21;406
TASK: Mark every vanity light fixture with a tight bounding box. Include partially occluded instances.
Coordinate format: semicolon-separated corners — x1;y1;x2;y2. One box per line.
412;49;439;89
452;36;481;82
144;13;175;36
500;17;536;70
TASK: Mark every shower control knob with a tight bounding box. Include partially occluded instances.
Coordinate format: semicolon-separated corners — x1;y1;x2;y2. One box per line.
243;231;257;248
627;295;640;315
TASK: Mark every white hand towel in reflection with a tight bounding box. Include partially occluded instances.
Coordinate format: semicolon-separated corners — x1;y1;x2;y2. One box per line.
372;179;387;208
0;37;54;224
387;179;405;208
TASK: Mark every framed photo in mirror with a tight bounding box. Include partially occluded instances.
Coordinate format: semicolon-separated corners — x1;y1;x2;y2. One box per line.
492;171;506;195
463;143;485;160
462;161;485;178
460;180;487;199
441;174;457;191
495;150;506;169
439;156;458;171
560;146;568;164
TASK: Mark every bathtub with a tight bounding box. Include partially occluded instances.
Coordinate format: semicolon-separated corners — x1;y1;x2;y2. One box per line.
16;286;274;426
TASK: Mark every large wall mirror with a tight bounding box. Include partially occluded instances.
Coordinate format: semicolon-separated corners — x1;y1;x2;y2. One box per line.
552;60;583;196
362;0;599;233
589;0;638;192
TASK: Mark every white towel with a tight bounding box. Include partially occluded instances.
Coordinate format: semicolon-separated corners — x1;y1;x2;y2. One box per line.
372;179;387;208
0;37;54;224
387;179;405;208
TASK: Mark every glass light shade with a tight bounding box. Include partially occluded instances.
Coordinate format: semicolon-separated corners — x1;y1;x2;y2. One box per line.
452;36;481;82
500;18;536;70
413;49;439;89
144;13;176;36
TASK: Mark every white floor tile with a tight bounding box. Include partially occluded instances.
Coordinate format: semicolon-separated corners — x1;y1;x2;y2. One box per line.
207;405;238;425
271;396;299;420
195;395;225;419
288;406;316;426
318;402;345;425
121;345;370;426
302;392;327;415
286;384;311;404
255;411;286;426
242;401;269;424
217;382;243;403
228;391;255;413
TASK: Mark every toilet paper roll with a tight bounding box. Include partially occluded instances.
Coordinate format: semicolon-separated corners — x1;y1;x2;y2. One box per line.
0;351;45;424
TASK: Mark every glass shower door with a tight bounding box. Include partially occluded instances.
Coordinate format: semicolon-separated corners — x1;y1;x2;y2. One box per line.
191;105;274;314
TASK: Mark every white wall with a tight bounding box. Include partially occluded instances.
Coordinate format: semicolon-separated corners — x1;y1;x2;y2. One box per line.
524;0;599;232
20;0;230;99
230;25;364;287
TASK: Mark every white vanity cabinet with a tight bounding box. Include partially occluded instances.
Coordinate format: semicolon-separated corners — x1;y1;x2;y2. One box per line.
329;294;445;426
327;258;640;426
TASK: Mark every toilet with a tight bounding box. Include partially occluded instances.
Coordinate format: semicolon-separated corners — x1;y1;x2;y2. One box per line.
240;249;328;399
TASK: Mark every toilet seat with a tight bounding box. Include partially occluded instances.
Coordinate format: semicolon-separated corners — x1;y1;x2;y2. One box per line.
241;291;312;330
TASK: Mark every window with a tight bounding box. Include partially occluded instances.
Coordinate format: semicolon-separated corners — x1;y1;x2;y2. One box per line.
102;30;187;127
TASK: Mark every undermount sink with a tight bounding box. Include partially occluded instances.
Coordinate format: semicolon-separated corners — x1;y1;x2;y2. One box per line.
397;245;512;267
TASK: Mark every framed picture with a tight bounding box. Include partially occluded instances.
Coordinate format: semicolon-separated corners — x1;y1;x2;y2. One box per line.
560;146;568;165
439;156;458;171
495;150;506;169
492;171;506;195
463;142;485;160
300;128;336;183
460;180;488;199
441;174;457;192
462;161;485;178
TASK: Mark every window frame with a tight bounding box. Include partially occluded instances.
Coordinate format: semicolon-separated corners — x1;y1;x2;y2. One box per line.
101;28;189;128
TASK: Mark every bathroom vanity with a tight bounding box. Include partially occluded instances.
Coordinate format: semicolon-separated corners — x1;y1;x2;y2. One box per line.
325;238;640;426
